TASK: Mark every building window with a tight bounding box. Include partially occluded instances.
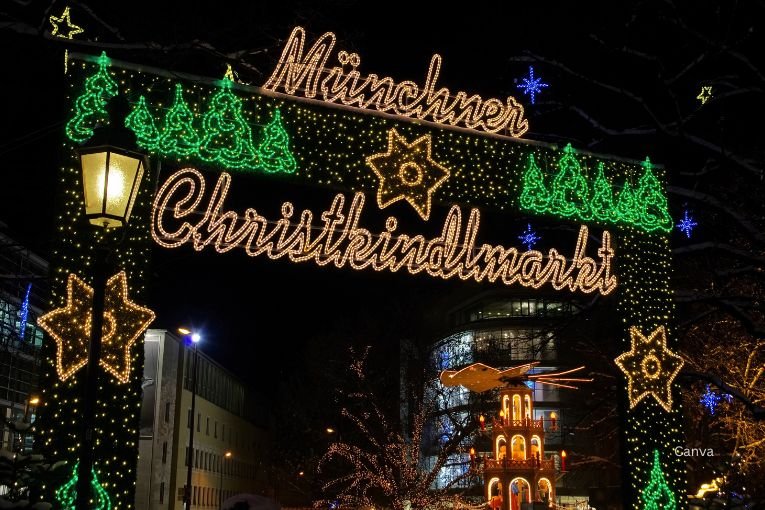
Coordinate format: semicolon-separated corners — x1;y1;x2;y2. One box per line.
165;402;171;423
206;417;210;436
162;442;167;464
159;482;165;504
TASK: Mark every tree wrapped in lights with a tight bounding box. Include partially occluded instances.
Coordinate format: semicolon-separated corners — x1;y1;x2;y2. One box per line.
158;83;201;157
549;144;590;219
65;51;118;143
125;96;160;151
317;347;478;510
519;154;550;212
642;450;676;510
590;163;616;222
199;69;259;169
257;108;297;173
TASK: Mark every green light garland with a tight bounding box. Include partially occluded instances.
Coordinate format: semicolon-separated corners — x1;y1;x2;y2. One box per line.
518;154;550;211
158;83;200;157
124;95;160;150
198;73;260;169
549;143;591;219
65;51;118;143
641;450;677;510
519;144;673;233
257;108;297;173
55;463;113;510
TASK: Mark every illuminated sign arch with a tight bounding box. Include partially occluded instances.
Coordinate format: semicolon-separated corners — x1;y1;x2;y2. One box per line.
43;36;686;510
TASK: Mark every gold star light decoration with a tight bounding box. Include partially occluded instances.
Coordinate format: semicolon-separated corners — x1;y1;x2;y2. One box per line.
365;128;450;220
38;273;93;381
696;85;713;105
614;325;684;412
38;271;154;384
48;6;84;74
101;271;155;383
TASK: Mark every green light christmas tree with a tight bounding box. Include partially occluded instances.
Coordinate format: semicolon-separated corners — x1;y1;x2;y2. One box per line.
549;144;590;219
65;52;118;143
635;157;672;232
125;96;160;150
158;83;201;158
199;67;259;169
589;162;616;222
257;108;297;173
519;154;550;212
55;463;113;510
642;450;676;510
616;180;640;224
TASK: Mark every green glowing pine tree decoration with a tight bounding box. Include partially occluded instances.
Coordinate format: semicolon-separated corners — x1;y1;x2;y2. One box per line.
125;96;160;151
615;180;640;224
55;463;113;510
642;450;677;510
589;162;616;222
65;52;118;143
549;144;590;219
199;66;259;169
257;109;297;173
519;154;549;212
635;157;672;232
159;83;201;158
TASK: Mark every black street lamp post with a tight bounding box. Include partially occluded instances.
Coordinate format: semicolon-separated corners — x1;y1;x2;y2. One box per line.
183;332;201;510
73;104;148;509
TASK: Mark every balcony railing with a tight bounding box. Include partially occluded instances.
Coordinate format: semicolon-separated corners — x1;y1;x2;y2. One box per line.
492;417;545;430
483;457;555;471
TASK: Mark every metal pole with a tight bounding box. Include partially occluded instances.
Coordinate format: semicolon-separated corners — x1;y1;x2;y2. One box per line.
184;344;199;510
218;457;224;510
76;247;108;510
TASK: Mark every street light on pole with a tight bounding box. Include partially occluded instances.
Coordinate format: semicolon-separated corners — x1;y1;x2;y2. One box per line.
219;451;232;510
181;328;202;510
75;97;148;510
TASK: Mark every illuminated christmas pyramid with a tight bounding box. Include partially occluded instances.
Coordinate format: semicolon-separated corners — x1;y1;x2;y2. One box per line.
441;362;590;510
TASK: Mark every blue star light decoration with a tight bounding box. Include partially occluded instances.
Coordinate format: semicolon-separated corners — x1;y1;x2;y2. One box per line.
18;283;31;340
700;385;722;415
700;385;733;415
516;66;549;105
518;223;541;250
676;210;698;238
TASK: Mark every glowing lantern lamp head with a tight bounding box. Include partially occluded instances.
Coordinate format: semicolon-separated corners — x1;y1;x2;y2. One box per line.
77;96;148;229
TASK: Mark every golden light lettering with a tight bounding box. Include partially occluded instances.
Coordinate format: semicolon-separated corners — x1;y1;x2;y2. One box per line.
152;168;618;296
263;26;529;137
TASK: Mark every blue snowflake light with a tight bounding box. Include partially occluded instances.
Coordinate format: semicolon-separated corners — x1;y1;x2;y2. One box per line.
18;283;31;340
518;223;541;250
700;384;731;415
676;210;698;238
516;66;549;105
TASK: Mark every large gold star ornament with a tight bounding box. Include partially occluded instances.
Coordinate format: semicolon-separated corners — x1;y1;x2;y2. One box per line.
365;129;450;220
37;271;154;384
49;6;84;39
38;273;93;381
614;325;684;412
101;271;155;383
